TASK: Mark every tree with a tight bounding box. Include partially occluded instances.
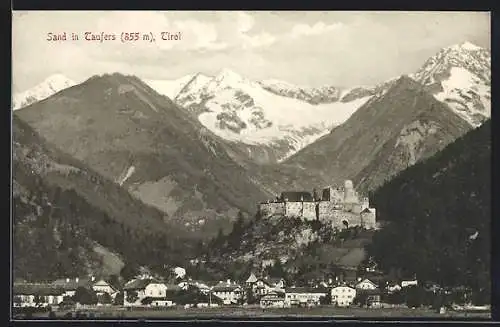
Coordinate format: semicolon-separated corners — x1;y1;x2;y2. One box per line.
126;290;138;304
387;291;405;305
245;287;258;304
353;293;369;308
405;286;425;308
73;287;98;305
120;263;140;281
113;292;124;305
98;292;112;305
320;293;332;305
267;258;286;278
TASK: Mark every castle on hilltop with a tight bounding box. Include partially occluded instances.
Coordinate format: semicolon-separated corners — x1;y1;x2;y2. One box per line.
258;180;377;230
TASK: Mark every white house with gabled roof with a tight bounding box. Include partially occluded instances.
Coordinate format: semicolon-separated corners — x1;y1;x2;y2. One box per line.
355;279;378;290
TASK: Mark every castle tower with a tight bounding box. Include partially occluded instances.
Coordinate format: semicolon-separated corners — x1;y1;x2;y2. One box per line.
361;197;370;211
343;180;356;203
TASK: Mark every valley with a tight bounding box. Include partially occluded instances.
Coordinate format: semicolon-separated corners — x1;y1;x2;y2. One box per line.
12;41;491;300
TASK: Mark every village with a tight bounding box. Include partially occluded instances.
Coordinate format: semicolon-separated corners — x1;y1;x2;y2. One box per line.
13;262;491;319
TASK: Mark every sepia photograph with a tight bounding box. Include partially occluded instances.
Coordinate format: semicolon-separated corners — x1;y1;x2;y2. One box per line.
11;10;491;320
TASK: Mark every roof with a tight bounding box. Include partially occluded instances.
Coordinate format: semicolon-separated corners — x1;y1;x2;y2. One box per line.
165;284;182;291
14;283;65;296
261;294;285;301
280;191;314;202
246;273;258;283
51;278;92;290
266;290;285;296
93;279;119;291
123;278;162;290
356;279;378;288
361;208;373;214
212;283;243;292
266;277;284;285
332;285;356;290
93;280;109;286
285;287;328;294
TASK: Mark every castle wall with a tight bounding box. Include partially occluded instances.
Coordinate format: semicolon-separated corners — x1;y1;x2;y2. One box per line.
259;202;285;217
259;180;376;229
318;202;365;229
302;202;316;221
323;187;344;203
317;202;339;223
351;203;364;215
361;208;377;229
284;202;316;220
285;202;301;218
331;210;363;229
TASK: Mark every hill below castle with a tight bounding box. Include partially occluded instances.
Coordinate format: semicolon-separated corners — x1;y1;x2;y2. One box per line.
187;213;374;285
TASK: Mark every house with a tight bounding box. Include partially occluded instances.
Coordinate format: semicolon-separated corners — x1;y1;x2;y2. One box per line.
355;279;378;291
284;287;328;307
13;283;65;308
245;273;258;287
401;279;418;288
260;291;286;308
386;282;402;294
123;279;168;306
265;277;286;289
51;277;93;298
92;279;119;299
252;279;276;297
140;294;177;307
211;280;244;305
178;280;210;294
356;288;382;308
423;282;442;293
331;286;356;307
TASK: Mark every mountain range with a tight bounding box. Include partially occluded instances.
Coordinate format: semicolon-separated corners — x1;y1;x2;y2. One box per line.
146;69;375;163
15;73;271;230
283;75;472;193
12;41;491;279
13;74;76;110
14;41;490;166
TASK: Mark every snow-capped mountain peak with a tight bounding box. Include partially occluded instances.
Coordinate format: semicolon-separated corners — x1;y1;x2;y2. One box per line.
13;74;76;110
410;41;490;127
173;73;212;103
215;68;245;83
144;74;196;100
453;41;483;51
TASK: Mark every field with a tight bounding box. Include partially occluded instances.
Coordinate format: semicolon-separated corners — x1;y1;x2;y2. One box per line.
26;305;491;320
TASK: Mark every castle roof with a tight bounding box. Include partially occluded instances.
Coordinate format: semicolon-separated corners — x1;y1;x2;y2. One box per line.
280;191;314;202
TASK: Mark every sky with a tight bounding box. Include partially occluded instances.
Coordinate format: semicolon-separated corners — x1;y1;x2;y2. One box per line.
12;11;490;92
